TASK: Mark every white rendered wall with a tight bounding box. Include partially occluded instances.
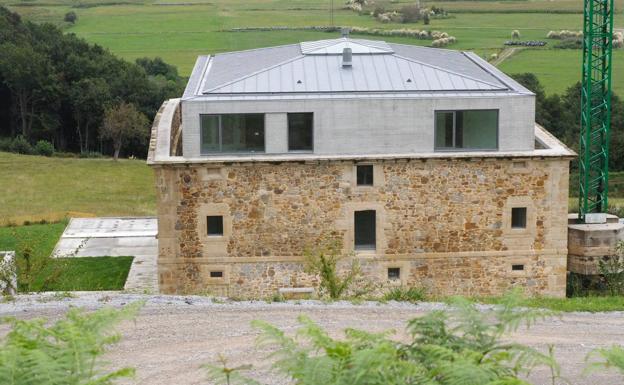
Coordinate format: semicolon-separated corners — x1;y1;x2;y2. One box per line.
181;95;535;158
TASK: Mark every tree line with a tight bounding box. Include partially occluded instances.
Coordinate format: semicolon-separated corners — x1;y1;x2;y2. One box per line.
511;73;624;171
0;6;184;158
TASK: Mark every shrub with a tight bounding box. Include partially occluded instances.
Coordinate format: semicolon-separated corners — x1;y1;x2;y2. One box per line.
64;11;77;23
0;137;11;152
34;140;54;156
383;286;426;302
303;243;361;299
208;291;561;385
598;241;624;296
511;29;521;39
10;136;34;154
400;4;421;23
555;38;582;49
0;303;141;384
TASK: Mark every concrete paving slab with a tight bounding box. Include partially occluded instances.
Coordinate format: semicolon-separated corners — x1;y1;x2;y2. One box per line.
52;217;158;293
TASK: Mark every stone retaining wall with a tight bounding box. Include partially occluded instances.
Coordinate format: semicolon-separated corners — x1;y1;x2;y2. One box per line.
153;157;570;298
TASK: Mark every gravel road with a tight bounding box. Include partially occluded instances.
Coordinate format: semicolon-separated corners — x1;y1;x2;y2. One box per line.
1;293;623;385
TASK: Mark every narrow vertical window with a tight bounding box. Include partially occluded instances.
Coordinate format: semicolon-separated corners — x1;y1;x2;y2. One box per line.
207;216;224;236
288;113;313;151
356;165;374;186
511;207;527;229
354;210;376;250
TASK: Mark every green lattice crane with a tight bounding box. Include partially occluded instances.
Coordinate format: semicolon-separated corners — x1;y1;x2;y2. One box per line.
578;0;615;221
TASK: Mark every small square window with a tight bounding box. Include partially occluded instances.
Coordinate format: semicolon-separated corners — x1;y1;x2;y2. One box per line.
354;210;376;250
207;216;224;236
387;267;401;280
511;207;527;229
512;264;524;271
210;271;224;278
356;165;374;186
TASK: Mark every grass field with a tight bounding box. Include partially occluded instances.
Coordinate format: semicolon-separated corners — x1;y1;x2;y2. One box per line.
0;152;155;225
1;0;622;94
0;222;133;292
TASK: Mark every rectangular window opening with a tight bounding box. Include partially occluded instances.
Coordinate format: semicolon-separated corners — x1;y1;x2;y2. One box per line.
512;264;525;271
435;110;498;151
511;207;527;229
207;216;224;236
201;114;265;154
288;113;313;151
388;267;401;280
354;210;376;250
210;271;224;278
356;165;374;186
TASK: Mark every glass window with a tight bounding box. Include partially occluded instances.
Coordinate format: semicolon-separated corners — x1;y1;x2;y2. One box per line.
207;216;224;236
435;110;498;150
356;165;374;186
511;207;527;229
200;114;265;153
354;210;376;250
387;267;400;280
288;113;313;151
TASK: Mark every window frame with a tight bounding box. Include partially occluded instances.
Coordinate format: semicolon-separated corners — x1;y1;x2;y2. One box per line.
354;210;377;251
434;109;499;151
206;215;224;236
511;207;527;229
287;112;314;153
356;164;374;186
200;113;266;155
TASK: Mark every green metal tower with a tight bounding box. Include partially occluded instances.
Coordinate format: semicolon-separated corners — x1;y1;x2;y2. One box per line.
578;0;615;221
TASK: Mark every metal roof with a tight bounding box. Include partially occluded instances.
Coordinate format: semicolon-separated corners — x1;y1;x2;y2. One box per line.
184;37;533;99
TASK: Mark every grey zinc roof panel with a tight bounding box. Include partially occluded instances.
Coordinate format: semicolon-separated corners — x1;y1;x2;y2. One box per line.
207;53;508;94
183;38;527;98
202;44;302;91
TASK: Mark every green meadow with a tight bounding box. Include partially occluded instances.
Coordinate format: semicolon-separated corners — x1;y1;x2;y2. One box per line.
2;0;622;94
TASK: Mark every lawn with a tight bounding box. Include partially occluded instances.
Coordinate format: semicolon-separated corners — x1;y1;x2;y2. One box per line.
0;152;155;226
0;222;133;292
481;295;624;312
2;0;622;94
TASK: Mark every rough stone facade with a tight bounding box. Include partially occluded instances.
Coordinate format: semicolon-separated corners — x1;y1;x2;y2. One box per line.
154;157;570;298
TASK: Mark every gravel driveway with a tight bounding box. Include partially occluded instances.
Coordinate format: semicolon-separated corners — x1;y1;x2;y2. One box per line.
1;293;623;385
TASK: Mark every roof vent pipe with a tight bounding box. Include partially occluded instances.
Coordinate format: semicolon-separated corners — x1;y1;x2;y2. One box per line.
342;47;352;68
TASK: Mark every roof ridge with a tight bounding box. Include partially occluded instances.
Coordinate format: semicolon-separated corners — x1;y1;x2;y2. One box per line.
390;52;508;90
203;54;305;94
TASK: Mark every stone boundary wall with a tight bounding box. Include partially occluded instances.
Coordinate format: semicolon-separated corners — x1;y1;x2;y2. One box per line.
153;157;570;298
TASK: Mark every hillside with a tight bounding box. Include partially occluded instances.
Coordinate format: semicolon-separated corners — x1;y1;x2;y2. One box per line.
0;152;155;225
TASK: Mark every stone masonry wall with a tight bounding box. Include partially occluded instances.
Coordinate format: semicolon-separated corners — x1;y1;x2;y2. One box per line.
153;157;570;298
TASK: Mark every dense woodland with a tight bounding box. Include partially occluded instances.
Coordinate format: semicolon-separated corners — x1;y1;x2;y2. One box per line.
0;6;184;158
1;5;623;164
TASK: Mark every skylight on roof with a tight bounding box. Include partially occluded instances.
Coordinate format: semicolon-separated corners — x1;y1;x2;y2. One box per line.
300;38;394;55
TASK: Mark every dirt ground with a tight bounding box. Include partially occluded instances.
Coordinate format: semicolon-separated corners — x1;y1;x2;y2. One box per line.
1;293;623;385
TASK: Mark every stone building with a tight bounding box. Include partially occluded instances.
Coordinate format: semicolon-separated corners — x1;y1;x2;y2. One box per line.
147;37;575;298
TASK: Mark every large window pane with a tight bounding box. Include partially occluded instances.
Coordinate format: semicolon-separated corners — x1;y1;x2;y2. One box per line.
434;112;454;149
434;110;497;150
288;113;313;151
222;114;264;152
460;110;497;149
200;115;220;153
354;210;376;250
200;114;265;153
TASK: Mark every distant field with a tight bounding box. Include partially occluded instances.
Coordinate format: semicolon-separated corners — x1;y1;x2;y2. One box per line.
499;49;624;96
0;152;155;225
2;0;622;94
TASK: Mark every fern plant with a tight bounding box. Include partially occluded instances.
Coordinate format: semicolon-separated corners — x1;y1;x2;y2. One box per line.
303;243;361;299
207;291;562;385
0;302;142;385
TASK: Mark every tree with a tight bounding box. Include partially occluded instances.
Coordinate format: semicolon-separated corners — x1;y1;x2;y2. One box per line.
101;103;149;160
64;11;77;24
0;43;55;139
69;78;110;153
